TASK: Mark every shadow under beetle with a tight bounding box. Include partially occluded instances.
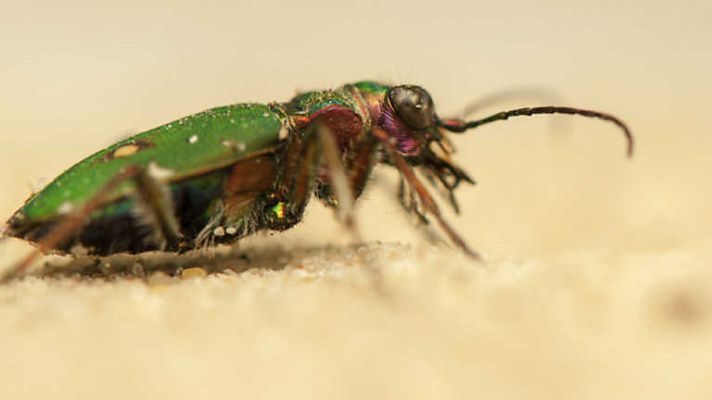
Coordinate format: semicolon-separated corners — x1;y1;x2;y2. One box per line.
1;81;634;281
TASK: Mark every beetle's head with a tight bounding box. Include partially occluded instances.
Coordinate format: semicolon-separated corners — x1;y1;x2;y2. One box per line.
381;85;437;156
380;85;475;206
377;83;634;212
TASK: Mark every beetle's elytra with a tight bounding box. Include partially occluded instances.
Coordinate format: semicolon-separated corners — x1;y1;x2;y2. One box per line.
1;81;634;280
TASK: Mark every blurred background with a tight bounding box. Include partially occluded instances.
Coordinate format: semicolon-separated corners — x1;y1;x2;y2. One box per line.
1;0;710;399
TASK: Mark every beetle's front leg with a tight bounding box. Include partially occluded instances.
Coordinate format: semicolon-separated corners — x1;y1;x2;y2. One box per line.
315;135;378;209
345;136;379;200
371;128;482;261
313;131;383;241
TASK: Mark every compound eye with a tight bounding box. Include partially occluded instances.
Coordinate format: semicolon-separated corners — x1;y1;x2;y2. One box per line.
388;85;436;130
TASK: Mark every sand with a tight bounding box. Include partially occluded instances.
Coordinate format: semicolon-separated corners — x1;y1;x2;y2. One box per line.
2;243;711;399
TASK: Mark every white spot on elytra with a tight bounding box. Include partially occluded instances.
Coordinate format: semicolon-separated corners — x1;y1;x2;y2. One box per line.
222;140;247;152
57;201;74;215
213;226;225;237
113;144;140;158
188;134;199;144
147;161;175;180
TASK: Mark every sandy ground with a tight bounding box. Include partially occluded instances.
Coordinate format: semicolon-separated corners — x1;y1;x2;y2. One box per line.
2;243;712;399
1;1;711;399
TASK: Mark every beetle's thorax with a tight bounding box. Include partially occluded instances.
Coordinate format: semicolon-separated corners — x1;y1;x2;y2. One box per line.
343;82;384;131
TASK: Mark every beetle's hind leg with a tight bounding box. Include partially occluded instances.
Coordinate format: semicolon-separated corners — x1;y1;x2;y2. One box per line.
1;165;183;283
131;165;183;250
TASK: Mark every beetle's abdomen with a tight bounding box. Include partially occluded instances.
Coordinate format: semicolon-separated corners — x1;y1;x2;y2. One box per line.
5;169;229;255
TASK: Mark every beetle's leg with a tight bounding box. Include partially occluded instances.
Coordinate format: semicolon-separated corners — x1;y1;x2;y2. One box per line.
421;167;462;215
195;154;279;248
317;131;386;242
132;166;183;249
289;131;321;220
372;128;482;261
316;135;378;209
266;127;321;230
271;124;370;241
345;136;379;200
396;176;429;224
1;167;139;282
0;165;182;283
397;177;408;214
316;125;357;230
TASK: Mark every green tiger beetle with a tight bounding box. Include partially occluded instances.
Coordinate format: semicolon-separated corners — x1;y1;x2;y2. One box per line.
0;81;634;281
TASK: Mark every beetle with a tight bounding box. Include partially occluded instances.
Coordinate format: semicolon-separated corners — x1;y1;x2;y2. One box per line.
0;81;633;281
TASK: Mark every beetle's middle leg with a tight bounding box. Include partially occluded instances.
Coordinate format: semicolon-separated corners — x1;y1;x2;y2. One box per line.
316;125;357;230
263;126;321;231
267;124;374;240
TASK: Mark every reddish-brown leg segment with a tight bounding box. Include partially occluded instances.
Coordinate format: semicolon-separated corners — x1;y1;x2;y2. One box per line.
345;136;379;200
371;128;482;261
317;125;356;229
